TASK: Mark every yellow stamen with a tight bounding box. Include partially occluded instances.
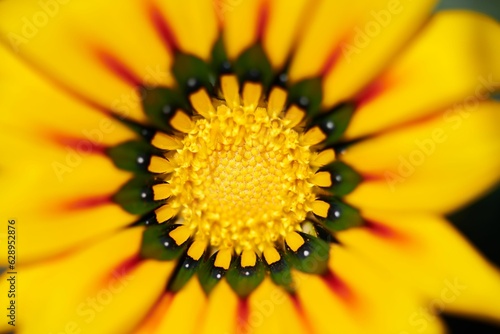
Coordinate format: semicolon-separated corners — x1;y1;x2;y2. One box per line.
241;250;257;267
312;200;330;218
189;89;215;118
267;87;287;117
151;132;183;150
263;247;281;265
169;225;191;246
242;82;262;111
301;126;327;146
285;232;305;252
311;149;336;167
283;105;306;129
152;183;173;200
148;156;175;174
170;110;194;133
310;171;333;187
187;240;207;260
155;203;177;223
155;87;335;253
215;249;232;269
220;75;240;109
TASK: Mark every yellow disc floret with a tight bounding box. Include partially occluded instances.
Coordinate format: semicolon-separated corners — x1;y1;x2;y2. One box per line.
166;85;319;253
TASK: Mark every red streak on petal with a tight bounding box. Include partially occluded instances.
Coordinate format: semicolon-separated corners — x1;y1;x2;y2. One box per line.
134;293;175;332
322;270;357;306
63;194;112;211
256;0;270;41
148;3;179;54
49;132;107;155
290;294;315;334
364;220;412;246
236;297;249;334
355;79;388;109
96;49;143;87
361;173;385;182
110;254;142;280
321;46;343;77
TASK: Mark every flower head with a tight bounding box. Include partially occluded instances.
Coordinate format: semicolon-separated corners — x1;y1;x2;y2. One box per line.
1;0;500;333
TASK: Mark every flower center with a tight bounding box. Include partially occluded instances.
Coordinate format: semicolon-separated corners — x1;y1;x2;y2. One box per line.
110;47;363;297
168;94;316;252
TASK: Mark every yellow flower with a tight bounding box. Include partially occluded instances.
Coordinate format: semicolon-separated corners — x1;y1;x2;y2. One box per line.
1;0;500;333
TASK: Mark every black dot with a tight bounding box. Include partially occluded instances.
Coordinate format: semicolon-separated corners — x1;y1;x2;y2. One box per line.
247;68;261;81
298;96;310;108
221;60;232;73
327;204;341;221
162;105;174;116
278;73;288;84
187;77;198;89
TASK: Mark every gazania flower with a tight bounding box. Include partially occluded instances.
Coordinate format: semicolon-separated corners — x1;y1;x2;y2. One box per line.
1;0;500;333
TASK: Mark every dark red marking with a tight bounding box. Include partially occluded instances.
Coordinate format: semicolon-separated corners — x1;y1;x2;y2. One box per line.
355;79;387;108
110;254;142;279
256;0;270;41
236;297;249;334
148;3;179;54
364;220;412;246
131;292;175;332
49;132;107;155
320;45;343;77
63;194;112;211
96;49;143;87
322;270;357;306
290;294;314;334
361;173;385;182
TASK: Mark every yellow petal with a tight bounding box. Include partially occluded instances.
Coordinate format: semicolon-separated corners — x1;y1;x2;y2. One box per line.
295;245;446;333
338;210;500;323
0;228;174;334
0;0;175;122
343;101;500;213
248;279;308;334
346;11;500;139
0;132;135;264
0;53;137;264
199;281;238;334
153;0;218;60
0;44;135;145
137;280;206;333
78;260;173;334
263;0;310;69
222;0;264;59
289;0;436;108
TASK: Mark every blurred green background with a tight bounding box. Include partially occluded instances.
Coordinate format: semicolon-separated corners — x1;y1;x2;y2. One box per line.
436;0;500;19
435;2;500;333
